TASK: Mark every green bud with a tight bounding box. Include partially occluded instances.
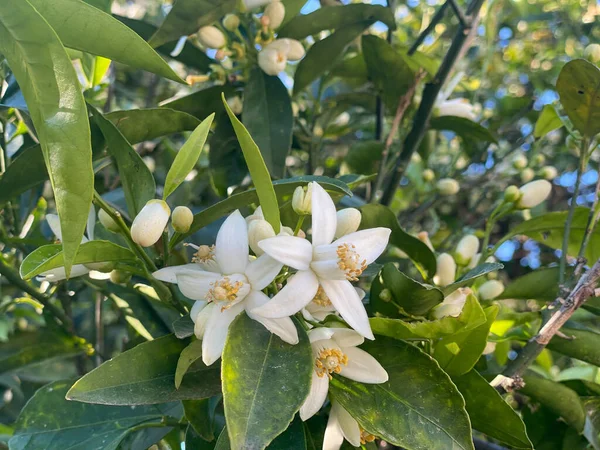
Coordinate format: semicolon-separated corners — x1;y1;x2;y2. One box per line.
379;288;392;302
504;185;520;203
110;270;132;284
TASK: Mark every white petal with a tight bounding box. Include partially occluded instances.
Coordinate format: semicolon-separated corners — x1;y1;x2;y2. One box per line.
245;254;283;291
330;228;392;266
190;300;207;322
320;279;374;340
299;371;329;421
308;327;336;343
245;291;299;344
310;259;346;281
87;205;96;241
339;346;388;383
176;271;222;301
202;302;244;366
215;210;249;275
258;236;313;271
250;270;319;318
331;328;364;347
37;264;89;282
323;410;344;450
310;182;337;247
46;214;63;241
330;402;361;447
153;264;203;284
194;302;215;338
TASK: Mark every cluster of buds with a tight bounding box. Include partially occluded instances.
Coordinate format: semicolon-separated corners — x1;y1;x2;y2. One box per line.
129;200;194;248
258;38;305;76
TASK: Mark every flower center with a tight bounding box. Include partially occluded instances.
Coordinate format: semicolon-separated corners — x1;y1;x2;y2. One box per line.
315;348;348;379
312;286;331;307
188;244;215;264
336;243;367;281
360;429;376;444
206;276;245;310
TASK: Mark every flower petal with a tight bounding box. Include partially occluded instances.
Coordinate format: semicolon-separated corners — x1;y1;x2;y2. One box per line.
153;264;204;284
215;210;249;275
320;279;374;340
299;371;329;421
245;291;299;344
202;302;244;366
245;254;283;291
310;182;337;247
323;410;344;450
339;346;388;383
250;270;319;318
87;205;96;240
310;259;346;280
258;236;313;271
194;302;215;338
190;300;207;322
176;271;222;301
316;228;391;266
37;264;89;282
331;328;364;347
331;402;361;447
308;327;336;343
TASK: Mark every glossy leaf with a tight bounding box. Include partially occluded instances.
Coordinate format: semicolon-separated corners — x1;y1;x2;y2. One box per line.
442;262;504;295
9;380;181;450
496;267;562;301
222;314;312;450
173;315;196;339
0;1;94;276
222;94;281;233
243;67;293;179
329;339;474;450
345;140;384;175
453;370;532;449
183;399;215;442
92;108;156;217
278;4;395;39
359;204;437;278
281;0;308;27
556;59;600;138
547;326;600;367
429;116;497;155
162;85;236;120
148;0;236;48
213;419;308;450
67;334;221;405
175;339;204;389
534;105;564;138
164;113;215;199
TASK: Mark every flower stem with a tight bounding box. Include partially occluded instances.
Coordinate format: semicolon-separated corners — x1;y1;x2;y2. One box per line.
294;216;305;236
480;201;512;262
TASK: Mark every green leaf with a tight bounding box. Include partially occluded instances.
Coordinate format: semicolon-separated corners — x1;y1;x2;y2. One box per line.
453;370;532;449
91;107;156;217
521;373;586;432
329;339;474;450
67;334;221;405
183;399;215;442
556;59;600;138
222;94;281;233
222;314;312;450
370;294;486;340
213;419;308;450
359;204;437;278
434;305;499;376
293;22;372;96
164;113;215;199
0;0;94;276
369;263;443;318
278;4;395;40
534;105;564;139
429;116;497;155
243;67;293;179
9;380;181;450
442;262;504;295
547;326;600;367
148;0;236;48
345;141;384;176
173;315;196;339
175;339;204;389
28;0;184;83
162;85;237;120
0;330;85;376
281;0;308;27
496;267;562;301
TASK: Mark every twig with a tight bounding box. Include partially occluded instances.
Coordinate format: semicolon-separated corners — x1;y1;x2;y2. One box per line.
447;0;468;27
408;2;450;55
94;291;104;367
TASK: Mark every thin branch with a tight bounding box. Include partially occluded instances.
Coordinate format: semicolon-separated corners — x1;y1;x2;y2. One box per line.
447;0;468;27
408;2;450;55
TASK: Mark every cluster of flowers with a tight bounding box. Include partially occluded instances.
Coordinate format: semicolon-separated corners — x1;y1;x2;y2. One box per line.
152;182;391;448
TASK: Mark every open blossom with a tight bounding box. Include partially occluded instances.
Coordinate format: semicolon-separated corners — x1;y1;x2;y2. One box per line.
324;401;376;450
153;210;298;365
302;287;365;322
251;182;391;339
300;328;388;420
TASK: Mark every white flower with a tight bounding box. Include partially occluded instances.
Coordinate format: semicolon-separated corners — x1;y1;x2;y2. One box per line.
131;200;171;247
302;287;365;322
516;179;552;209
264;1;285;29
251;182;391;339
323;401;376;450
431;288;471;319
300;327;388;420
436;98;476;121
334;208;361;239
434;253;456;287
248;219;276;256
153;210;297;365
172;206;193;233
478;280;504;300
197;26;227;49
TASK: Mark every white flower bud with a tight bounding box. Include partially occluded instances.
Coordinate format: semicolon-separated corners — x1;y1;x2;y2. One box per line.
517;179;552;209
434;253;456;287
334;208;361;239
436;99;476;120
417;231;434;251
267;38;305;61
143;156;156;173
455;235;479;265
197;26;227;49
258;42;287;75
131;200;171;247
222;14;240;31
541;166;558;180
172;206;193;233
227;96;243;115
98;209;120;233
422;168;435;182
478;280;504;300
243;0;273;10
520;167;534;183
533;154;545;165
248;219;276;256
264;1;285;29
437;178;460;196
110;269;132;284
512;153;528;170
332;112;350;127
432;287;471;319
292;184;312;215
585;43;600;63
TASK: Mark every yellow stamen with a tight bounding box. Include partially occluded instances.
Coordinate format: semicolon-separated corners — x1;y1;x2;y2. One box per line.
360;429;376;444
206;277;243;311
315;348;348;379
188;244;215;264
312;286;332;307
336;243;367;281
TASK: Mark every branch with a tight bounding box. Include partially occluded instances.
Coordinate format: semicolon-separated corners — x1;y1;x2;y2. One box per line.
408;2;449;55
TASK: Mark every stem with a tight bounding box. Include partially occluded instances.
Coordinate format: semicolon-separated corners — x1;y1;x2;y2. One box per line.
480;201;511;262
94;291;104;367
576;139;599;271
294;216;306;236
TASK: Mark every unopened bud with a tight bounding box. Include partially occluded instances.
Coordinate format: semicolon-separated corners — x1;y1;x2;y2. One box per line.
584;43;600;63
422;168;435;182
517;179;552;209
292;184;312;215
512;153;528;170
222;14;240;31
98;209;120;233
85;261;116;273
437;178;460;196
541;166;558;180
172;206;193;233
131;200;171;247
264;1;285;29
520;167;534;183
248;219;276;256
227;96;243;115
417;231;434;251
379;288;392;302
335;208;361;239
110;270;132;284
455;235;479;265
478;279;504;300
533;154;546;165
434;253;456;287
197;26;227;49
504;185;521;203
432;287;471;319
258;42;287;75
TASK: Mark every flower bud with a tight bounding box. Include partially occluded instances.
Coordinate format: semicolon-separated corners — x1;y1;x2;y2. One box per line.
264;1;285;29
541;165;558;180
437;178;460;196
516;179;552;209
248;219;276;256
292;184;312;215
417;231;434;251
584;43;600;64
85;261;116;273
222;14;240;31
434;253;456;287
98;209;120;233
455;235;479;265
512;153;528;170
379;288;392;302
533;154;546;165
432;287;471;319
143;156;156;172
436;99;476;120
227;96;243;115
110;269;132;284
172;206;193;233
334;208;361;238
131;200;171;247
197;26;227;49
243;0;272;9
258;42;287;75
478;280;504;300
520;167;534;183
504;185;521;203
422;168;435;182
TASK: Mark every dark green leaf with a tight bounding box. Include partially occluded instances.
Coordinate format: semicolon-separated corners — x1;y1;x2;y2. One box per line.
547;326;600;366
243;67;293;179
496;267;562;301
67;334;221;405
430;116;497;155
222;314;312;450
175;339;204;389
0;1;94;276
209;112;248;197
345;140;384;176
534;105;564;139
268;417;308;450
173;315;196;339
162;85;237;120
442;262;504;295
183;399;215;442
329;339;474;450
